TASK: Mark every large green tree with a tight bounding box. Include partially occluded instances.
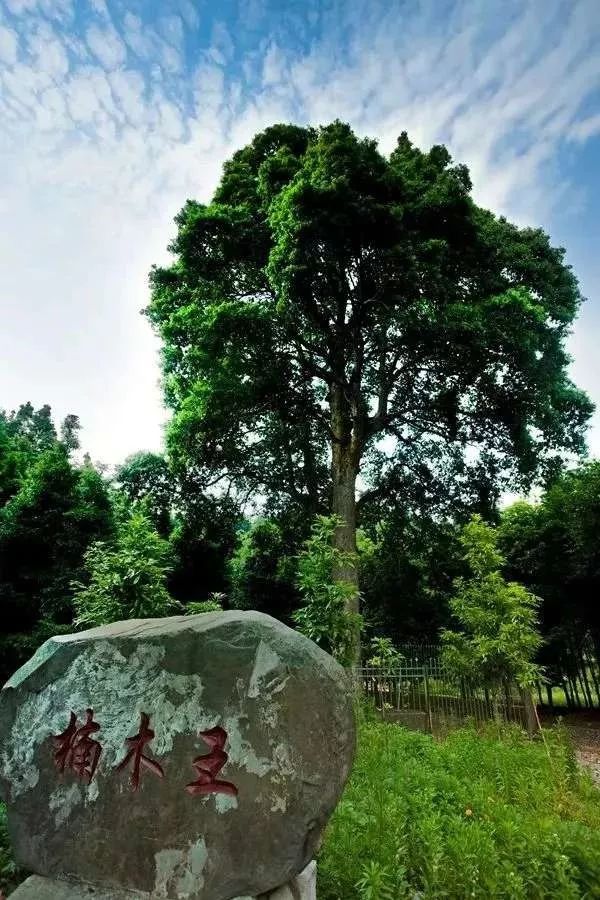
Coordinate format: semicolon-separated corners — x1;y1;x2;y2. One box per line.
0;405;114;680
148;122;591;639
0;449;114;629
115;451;174;536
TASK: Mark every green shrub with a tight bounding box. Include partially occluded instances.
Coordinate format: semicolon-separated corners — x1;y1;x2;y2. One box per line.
294;516;363;667
319;716;600;899
72;511;178;627
186;594;224;614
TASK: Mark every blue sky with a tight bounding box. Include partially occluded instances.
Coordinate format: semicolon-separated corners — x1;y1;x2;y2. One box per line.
0;0;599;466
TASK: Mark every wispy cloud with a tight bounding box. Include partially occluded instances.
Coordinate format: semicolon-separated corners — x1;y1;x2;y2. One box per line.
0;0;599;462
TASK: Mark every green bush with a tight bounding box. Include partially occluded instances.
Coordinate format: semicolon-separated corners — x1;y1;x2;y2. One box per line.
319;716;600;899
72;511;178;627
294;516;363;667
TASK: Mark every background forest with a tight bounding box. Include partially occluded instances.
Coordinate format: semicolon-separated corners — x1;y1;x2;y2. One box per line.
2;397;600;691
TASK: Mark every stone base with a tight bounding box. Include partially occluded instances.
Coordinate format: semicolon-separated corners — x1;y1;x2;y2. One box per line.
8;876;146;898
8;863;317;900
262;860;316;899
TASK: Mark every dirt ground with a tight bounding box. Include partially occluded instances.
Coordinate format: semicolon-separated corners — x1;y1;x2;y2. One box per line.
540;710;600;786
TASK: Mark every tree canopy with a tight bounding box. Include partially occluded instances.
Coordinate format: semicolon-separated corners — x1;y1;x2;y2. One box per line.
148;121;591;644
0;405;115;681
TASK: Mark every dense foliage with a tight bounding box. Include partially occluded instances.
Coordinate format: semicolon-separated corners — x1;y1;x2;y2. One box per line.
319;716;600;899
73;511;177;627
0;406;238;681
500;461;600;682
228;519;298;621
147;120;591;640
294;516;363;666
0;405;115;681
2;398;599;700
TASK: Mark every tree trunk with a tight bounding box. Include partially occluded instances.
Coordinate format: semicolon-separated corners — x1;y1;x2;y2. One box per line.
520;688;538;738
330;384;361;663
332;464;359;609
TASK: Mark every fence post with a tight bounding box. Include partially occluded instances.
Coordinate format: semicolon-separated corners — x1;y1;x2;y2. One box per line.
423;665;434;734
520;687;538;738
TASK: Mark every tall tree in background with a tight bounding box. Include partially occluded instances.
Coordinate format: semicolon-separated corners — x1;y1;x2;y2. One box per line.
115;451;174;536
0;406;115;682
500;461;600;680
148;122;592;647
361;511;463;644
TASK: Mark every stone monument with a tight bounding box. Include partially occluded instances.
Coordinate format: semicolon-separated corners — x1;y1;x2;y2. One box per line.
0;611;355;899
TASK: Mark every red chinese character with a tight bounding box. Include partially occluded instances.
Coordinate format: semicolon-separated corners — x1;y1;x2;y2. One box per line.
116;712;164;790
53;709;102;783
185;725;238;797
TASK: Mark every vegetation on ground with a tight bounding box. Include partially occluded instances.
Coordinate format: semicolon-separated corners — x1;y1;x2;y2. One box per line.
319;715;600;899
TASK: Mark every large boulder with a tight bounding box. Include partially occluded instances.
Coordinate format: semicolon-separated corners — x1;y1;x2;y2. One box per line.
0;612;354;899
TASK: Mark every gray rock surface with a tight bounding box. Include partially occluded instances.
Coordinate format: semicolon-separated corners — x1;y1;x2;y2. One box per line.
8;864;317;900
9;875;147;898
0;612;354;899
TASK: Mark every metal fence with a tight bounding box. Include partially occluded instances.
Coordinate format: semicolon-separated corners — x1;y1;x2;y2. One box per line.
354;662;533;736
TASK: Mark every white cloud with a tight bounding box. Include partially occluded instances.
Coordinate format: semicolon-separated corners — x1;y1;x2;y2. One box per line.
5;0;38;13
89;0;109;16
177;0;199;30
157;97;184;140
5;0;72;19
85;22;127;70
27;21;69;77
209;20;234;64
159;14;184;48
261;41;285;87
108;68;147;125
571;112;600;142
121;13;150;58
0;24;18;64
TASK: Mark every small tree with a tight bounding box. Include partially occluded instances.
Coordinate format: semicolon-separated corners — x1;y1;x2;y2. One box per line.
441;516;542;704
73;511;177;627
294;516;362;667
366;637;404;674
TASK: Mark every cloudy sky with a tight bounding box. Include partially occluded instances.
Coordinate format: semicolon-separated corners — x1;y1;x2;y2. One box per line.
1;0;599;466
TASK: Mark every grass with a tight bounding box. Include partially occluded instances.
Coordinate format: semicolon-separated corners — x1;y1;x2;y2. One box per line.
318;712;600;899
